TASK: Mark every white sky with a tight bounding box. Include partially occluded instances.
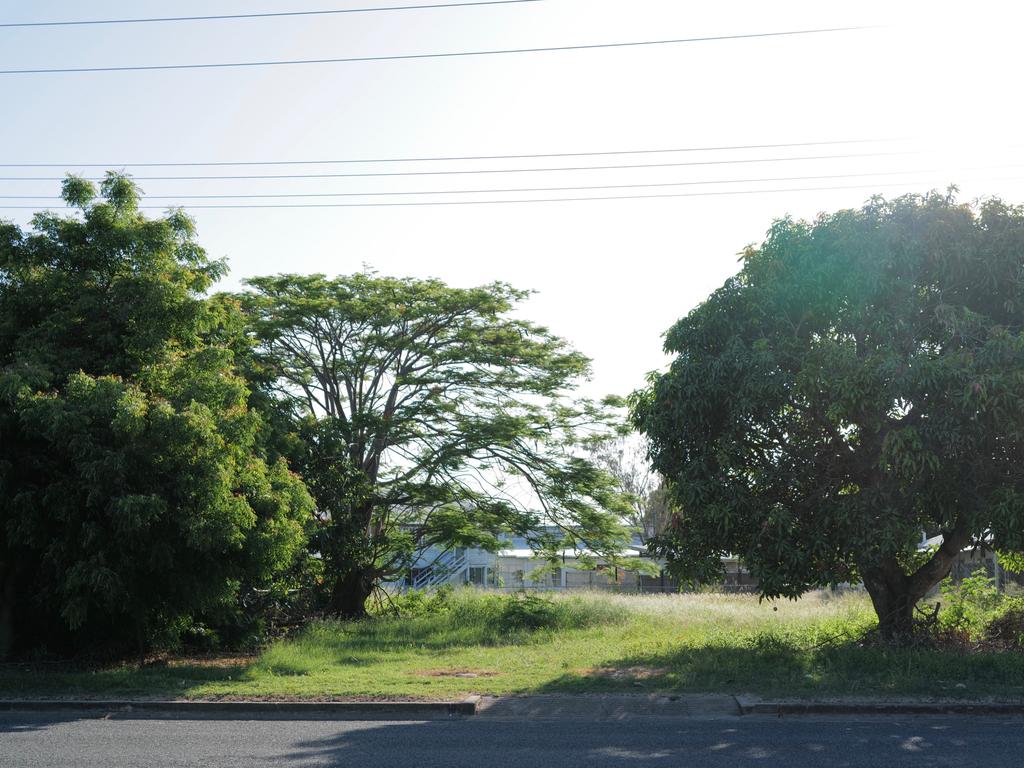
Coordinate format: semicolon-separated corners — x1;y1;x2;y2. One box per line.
2;0;1023;399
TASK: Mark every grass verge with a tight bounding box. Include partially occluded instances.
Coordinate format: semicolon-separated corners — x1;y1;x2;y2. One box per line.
2;589;1023;700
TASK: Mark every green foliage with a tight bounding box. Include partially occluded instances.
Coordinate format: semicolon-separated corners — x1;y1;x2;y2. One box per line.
996;551;1024;573
348;587;625;639
373;587;629;635
499;593;561;631
937;572;1024;648
633;192;1024;635
0;174;313;657
373;585;457;618
939;573;1005;633
237;272;634;615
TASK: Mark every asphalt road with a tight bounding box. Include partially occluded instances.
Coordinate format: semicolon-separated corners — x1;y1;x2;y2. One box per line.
2;711;1023;767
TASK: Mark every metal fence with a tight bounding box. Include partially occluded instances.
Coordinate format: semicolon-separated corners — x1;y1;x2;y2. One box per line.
394;582;764;595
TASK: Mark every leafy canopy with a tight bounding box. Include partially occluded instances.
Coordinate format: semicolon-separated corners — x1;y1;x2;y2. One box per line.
632;192;1024;633
0;174;311;655
240;272;634;608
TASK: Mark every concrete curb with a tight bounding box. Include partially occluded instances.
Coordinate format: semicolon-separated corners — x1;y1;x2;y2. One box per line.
734;695;1024;716
0;698;478;718
475;693;739;720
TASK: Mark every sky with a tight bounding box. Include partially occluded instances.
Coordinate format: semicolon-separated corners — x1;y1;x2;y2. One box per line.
2;0;1024;401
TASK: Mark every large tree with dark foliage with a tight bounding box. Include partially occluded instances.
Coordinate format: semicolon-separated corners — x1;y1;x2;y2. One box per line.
632;192;1024;639
240;272;633;617
0;175;311;658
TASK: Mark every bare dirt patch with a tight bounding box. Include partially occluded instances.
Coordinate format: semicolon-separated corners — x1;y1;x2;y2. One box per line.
165;654;258;669
413;668;500;679
583;665;670;680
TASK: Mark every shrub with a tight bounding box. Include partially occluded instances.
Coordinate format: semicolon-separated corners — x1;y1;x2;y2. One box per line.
494;592;629;633
499;594;560;631
939;572;1005;634
374;585;455;618
371;588;627;635
982;605;1024;649
0;177;313;659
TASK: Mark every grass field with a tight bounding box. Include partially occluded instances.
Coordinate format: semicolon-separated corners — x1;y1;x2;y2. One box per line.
3;589;1024;701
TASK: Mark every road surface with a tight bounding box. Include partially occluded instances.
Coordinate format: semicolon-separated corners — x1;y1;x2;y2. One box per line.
2;710;1021;767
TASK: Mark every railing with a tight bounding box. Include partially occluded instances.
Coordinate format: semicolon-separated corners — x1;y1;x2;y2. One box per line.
488;583;762;594
412;551;468;590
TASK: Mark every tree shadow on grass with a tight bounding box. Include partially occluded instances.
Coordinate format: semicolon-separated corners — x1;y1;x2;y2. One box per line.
532;640;806;696
299;617;552;653
254;617;575;678
0;660;252;700
529;634;1024;699
0;615;557;695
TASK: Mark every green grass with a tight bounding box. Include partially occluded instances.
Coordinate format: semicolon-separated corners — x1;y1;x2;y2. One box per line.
4;589;1024;701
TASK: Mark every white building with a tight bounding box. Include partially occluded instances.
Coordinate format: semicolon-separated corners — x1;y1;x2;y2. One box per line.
388;532;647;592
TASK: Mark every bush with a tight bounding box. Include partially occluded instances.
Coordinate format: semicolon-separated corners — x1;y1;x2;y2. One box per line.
983;605;1024;649
0;177;314;659
939;572;1004;635
374;585;456;618
499;594;560;631
371;588;627;635
489;591;628;633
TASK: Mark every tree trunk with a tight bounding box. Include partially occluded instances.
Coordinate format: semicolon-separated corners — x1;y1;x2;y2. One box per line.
861;561;917;640
327;567;375;619
861;520;969;641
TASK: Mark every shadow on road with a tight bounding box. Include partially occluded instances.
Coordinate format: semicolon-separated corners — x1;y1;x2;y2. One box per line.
2;710;1022;766
267;715;1015;767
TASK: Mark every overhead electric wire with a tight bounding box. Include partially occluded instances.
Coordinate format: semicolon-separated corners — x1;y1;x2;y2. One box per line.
0;26;871;75
0;150;911;181
0;138;894;168
0;169;965;200
0;1;540;28
0;180;998;210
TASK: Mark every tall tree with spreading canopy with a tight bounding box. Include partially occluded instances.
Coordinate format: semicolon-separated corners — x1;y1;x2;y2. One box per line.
240;273;633;616
0;174;312;658
632;192;1024;639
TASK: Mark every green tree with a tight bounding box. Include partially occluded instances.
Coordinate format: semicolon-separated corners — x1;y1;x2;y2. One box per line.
0;174;312;658
632;192;1024;639
239;272;633;616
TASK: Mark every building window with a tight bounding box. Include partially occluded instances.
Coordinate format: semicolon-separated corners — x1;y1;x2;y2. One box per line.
468;566;486;585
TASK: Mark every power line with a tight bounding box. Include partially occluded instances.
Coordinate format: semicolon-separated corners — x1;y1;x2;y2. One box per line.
0;1;540;28
0;180;982;209
0;139;894;168
0;169;959;200
0;27;871;75
0;150;911;181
